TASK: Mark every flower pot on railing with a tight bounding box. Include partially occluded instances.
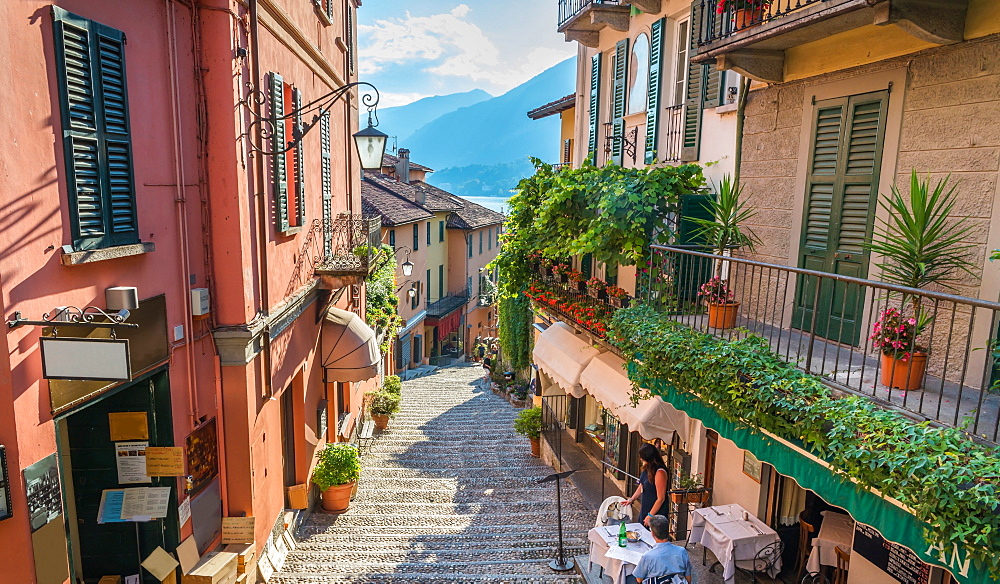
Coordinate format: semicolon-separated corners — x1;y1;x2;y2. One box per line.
733;8;764;29
588;286;607;300
669;488;710;505
880;352;928;391
707;301;740;329
609;296;631;309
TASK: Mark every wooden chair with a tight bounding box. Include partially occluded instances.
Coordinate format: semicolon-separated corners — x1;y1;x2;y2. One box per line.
834;546;850;584
801;572;831;584
795;512;817;582
735;540;784;583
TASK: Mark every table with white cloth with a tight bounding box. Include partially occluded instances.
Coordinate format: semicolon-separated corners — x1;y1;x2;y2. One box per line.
806;511;854;573
587;522;657;584
689;503;782;584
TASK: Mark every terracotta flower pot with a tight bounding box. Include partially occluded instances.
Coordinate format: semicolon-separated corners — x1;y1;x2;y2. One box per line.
320;481;356;513
529;437;541;458
734;8;764;29
880;352;928;391
670;489;710;505
707;301;740;329
372;414;390;430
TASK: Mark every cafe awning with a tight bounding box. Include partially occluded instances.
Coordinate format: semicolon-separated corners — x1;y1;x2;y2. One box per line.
581;352;689;441
532;322;600;398
322;307;381;382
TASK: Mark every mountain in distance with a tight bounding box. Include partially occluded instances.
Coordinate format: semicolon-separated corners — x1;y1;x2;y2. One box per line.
395;58;575;198
376;89;492;145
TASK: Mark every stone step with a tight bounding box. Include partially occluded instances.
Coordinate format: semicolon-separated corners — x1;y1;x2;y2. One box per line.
296;522;591;539
272;572;582;584
294;533;588;549
342;500;590;516
278;558;582;576
285;544;590;564
295;511;593;529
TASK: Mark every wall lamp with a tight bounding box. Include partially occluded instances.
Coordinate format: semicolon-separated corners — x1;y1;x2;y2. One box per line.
393;246;414;277
240;80;388;170
7;287;139;330
603;122;639;164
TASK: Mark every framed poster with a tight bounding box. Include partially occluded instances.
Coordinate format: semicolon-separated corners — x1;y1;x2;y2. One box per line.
743;451;762;483
186;419;218;496
23;454;62;532
0;445;12;521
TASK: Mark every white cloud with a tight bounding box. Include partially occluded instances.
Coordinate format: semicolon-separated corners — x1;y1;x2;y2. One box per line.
375;92;437;108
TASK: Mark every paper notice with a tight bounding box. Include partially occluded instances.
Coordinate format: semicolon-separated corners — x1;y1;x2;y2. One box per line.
145;447;185;476
144;487;171;519
97;489;128;524
115;441;150;484
177;497;191;528
121;488;148;519
221;516;255;544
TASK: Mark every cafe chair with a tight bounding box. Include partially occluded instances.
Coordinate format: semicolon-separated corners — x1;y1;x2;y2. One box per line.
735;540;784;583
834;546;850;584
595;495;632;528
795;511;816;582
801;572;830;584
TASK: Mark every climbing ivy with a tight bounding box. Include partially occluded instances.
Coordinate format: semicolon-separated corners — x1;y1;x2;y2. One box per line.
365;245;402;353
608;304;1000;579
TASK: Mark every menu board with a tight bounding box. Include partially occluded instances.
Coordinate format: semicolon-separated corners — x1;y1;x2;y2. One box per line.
853;523;930;584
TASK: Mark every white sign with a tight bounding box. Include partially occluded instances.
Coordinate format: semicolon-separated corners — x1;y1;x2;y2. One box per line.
40;337;131;381
178;496;192;528
115;441;150;484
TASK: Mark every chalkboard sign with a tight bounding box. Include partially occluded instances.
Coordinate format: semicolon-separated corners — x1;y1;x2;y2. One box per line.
853;523;930;584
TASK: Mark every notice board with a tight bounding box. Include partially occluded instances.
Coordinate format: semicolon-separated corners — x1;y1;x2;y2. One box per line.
854;523;930;584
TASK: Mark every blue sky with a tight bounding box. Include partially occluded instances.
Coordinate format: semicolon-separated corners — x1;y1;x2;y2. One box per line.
357;2;576;107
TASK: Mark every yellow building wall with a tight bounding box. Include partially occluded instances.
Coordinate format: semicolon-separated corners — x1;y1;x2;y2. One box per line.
966;0;1000;39
784;24;939;82
560;107;576;163
425;212;450;304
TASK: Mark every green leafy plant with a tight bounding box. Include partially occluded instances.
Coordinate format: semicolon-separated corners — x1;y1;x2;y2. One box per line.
716;0;771;12
513;406;542;440
689;174;759;279
311;442;361;491
866;171;976;314
382;375;402;396
364;245;403;353
368;390;401;417
673;471;704;491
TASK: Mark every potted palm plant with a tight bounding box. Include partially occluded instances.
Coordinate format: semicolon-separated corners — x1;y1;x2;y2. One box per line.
690;175;758;330
513;406;543;457
368;390;401;430
312;442;361;513
866;171;975;390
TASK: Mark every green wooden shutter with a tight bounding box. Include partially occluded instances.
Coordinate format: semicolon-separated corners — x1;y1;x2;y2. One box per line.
326;0;334;21
320;112;332;255
53;7;138;250
610;38;629;165
588;54;602;163
293;87;305;227
681;1;704;162
271;72;289;232
645;18;665;165
347;5;356;75
703;67;726;109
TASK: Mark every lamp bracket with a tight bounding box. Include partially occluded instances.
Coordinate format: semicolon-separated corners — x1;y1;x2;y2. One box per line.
7;307;138;330
239;80;380;156
604;125;639;164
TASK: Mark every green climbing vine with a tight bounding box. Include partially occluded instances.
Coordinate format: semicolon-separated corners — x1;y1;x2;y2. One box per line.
365;245;402;353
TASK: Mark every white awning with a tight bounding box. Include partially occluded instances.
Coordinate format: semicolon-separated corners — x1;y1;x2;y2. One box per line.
532;322;600;398
322;307;381;382
580;352;689;442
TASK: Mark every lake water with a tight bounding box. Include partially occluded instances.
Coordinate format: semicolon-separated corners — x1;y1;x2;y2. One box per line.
462;195;510;215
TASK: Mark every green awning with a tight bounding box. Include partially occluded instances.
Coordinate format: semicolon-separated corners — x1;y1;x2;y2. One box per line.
632;366;984;584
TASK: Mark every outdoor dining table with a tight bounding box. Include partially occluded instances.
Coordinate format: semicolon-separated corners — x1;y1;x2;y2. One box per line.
689;503;781;584
806;510;855;573
587;522;657;584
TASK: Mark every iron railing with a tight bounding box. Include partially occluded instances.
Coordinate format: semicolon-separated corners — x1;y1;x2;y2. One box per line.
643;245;1000;444
315;214;382;275
426;287;470;319
659;104;684;163
696;0;850;46
558;0;623;28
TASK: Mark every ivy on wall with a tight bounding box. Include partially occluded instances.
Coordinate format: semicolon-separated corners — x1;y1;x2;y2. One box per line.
366;245;402;353
608;304;1000;578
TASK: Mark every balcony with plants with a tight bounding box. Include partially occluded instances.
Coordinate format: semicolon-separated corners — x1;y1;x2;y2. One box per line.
691;0;970;83
315;214;384;287
494;160;1000;579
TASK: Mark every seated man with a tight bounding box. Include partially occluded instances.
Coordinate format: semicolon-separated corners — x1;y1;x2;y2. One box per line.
628;514;694;584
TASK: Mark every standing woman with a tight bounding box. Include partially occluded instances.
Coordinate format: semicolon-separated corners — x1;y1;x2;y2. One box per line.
624;444;668;527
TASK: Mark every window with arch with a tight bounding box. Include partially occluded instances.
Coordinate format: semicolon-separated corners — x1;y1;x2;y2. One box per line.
627;32;650;115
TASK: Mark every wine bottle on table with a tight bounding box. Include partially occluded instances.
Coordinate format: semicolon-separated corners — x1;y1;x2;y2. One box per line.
618;520;627;547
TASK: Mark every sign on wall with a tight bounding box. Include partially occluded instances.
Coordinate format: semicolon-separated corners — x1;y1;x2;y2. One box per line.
23;454;62;532
0;445;12;522
854;523;930;584
41;337;131;381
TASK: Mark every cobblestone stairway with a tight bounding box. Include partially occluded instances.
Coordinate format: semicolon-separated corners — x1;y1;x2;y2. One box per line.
274;363;593;583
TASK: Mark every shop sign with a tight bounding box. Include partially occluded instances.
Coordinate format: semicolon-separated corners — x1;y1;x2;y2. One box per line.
40;337;131;381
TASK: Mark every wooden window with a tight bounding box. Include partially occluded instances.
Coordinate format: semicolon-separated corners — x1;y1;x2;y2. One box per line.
426;221;431;245
52;7;138;251
388;229;395;249
610;38;629;165
588;54;602;163
320;112;332;255
439;220;444;242
412;223;419;251
644;18;665;164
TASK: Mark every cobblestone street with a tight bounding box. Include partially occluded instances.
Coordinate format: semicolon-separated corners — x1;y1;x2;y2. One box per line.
274;363;593;583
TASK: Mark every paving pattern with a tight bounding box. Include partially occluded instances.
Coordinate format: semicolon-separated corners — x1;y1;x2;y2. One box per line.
274;363;593;583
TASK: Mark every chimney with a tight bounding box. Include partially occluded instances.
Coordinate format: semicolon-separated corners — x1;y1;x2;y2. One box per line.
396;148;411;184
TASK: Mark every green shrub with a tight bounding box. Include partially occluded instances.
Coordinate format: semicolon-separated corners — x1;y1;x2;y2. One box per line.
368;391;401;417
311;442;360;490
383;375;402;395
513;406;542;440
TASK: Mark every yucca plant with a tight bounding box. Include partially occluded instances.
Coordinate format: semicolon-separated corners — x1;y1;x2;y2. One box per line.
689;174;760;278
866;171;976;315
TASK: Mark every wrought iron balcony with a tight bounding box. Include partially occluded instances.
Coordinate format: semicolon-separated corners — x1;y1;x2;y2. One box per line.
426;287;470;319
557;0;631;47
315;214;383;281
642;245;1000;445
691;0;969;83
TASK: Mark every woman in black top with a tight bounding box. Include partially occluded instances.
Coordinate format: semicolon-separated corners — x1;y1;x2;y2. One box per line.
624;443;668;527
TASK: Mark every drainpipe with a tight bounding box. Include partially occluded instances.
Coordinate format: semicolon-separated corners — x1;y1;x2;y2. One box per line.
733;75;751;189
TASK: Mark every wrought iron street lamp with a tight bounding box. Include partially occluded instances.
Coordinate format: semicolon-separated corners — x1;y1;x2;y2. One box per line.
241;80;388;170
392;246;415;277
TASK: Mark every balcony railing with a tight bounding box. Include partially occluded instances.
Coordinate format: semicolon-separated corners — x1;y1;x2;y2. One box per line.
315;214;382;277
659;104;684;163
642;245;1000;444
558;0;622;28
695;0;833;46
426;287;470;319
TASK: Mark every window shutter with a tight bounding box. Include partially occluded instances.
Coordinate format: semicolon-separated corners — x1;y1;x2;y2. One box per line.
347;4;356;75
320;112;332;255
681;1;704;162
703;67;726;109
645;18;665;164
588;54;602;163
326;0;334;21
270;72;289;232
293;87;305;227
438;264;444;299
53;7;138;250
610;38;629;165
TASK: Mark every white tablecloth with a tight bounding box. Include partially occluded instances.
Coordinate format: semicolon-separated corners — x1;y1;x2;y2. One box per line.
689;504;781;584
807;511;854;573
587;522;656;584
